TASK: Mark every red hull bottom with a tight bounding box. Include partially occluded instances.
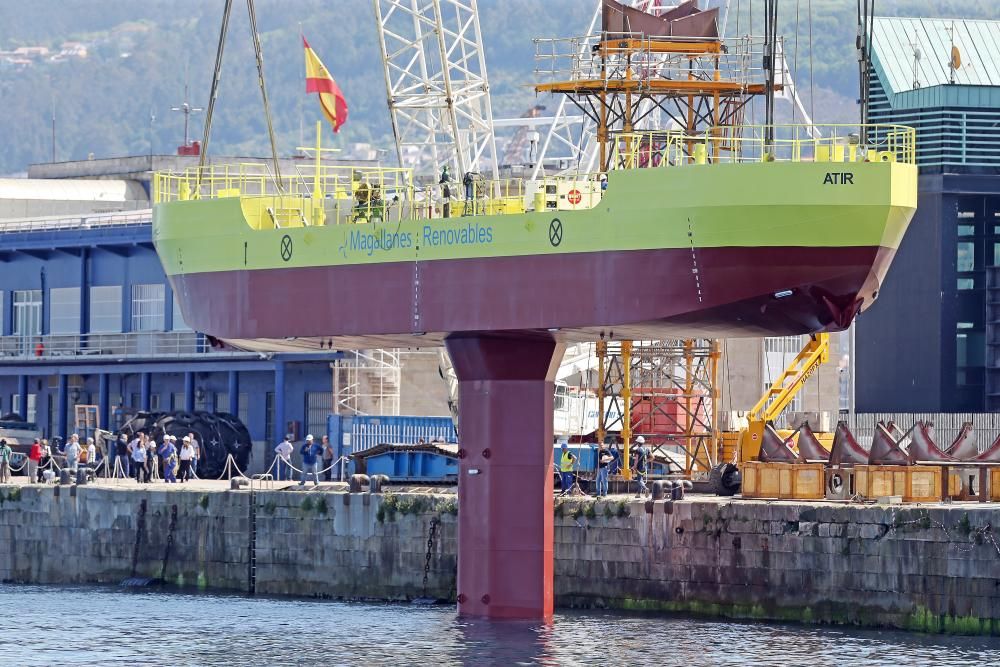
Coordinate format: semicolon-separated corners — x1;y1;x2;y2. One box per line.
172;245;893;351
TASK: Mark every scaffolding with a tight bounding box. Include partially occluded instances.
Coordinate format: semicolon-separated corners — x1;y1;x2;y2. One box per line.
332;349;401;417
373;0;499;177
596;339;720;479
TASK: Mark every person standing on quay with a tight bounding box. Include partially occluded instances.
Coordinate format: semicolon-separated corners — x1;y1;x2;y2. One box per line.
27;439;41;484
558;442;576;496
595;440;611;497
131;433;148;483
64;435;81;477
0;439;12;483
298;434;322;487
187;432;200;478
115;434;131;478
158;438;177;484
274;435;293;481
145;437;158;481
178;436;195;482
632;435;650;498
37;440;51;482
321;434;335;482
85;437;96;472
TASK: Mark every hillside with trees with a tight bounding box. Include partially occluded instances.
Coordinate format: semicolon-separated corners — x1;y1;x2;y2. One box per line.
0;0;996;174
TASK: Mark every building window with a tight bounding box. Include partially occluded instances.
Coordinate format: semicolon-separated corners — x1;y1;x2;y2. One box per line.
12;290;42;336
49;287;81;335
90;286;122;333
131;284;165;332
0;291;4;335
306;392;333;439
11;393;37;423
215;392;249;425
265;392;274;443
172;393;186;411
957;242;975;272
172;295;192;332
46;393;54;439
763;336;805;413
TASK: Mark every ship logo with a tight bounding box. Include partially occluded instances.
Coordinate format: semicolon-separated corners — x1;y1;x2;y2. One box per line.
548;218;563;247
280;235;293;262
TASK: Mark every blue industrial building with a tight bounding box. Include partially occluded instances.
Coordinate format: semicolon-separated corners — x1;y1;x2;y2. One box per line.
0;210;341;453
857;17;1000;412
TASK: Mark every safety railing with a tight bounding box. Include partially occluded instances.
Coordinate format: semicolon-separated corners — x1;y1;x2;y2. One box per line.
154;161;529;228
0;210;152;235
0;331;248;361
153;162;415;204
534;32;780;91
609;124;917;169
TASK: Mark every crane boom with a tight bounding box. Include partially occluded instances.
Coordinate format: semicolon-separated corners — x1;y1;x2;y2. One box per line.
739;333;830;462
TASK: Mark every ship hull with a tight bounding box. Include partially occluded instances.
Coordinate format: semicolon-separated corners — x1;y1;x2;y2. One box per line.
154;160;918;351
171;244;893;351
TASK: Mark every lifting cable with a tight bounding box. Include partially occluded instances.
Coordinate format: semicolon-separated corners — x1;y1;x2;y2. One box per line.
246;0;284;188
808;0;815;124
197;0;283;193
196;0;234;192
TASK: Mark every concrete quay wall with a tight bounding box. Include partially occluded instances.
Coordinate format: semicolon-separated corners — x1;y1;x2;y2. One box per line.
554;497;1000;634
0;485;458;601
1;484;999;634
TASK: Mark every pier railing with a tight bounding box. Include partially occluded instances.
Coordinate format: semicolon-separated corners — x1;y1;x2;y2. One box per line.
0;331;249;361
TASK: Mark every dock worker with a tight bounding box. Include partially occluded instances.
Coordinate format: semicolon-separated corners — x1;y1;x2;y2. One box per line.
298;434;322;487
187;432;200;478
27;439;41;484
274;435;294;481
158;437;178;483
439;165;452;218
64;435;81;476
595;440;611;498
115;434;131;478
178;436;195;482
321;435;335;482
632;435;650;498
607;439;622;475
131;433;148;483
0;439;11;483
85;437;96;470
558;442;577;497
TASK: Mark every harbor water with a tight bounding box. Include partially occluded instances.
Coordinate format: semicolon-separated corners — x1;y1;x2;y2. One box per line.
1;584;999;666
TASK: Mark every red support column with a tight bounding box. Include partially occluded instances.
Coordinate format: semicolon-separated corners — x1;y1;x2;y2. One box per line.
445;332;564;621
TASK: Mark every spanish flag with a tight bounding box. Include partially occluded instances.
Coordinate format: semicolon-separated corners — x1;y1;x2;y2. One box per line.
303;36;348;133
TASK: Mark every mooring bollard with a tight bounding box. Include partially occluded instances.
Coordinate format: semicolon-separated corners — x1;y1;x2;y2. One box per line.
348;474;370;493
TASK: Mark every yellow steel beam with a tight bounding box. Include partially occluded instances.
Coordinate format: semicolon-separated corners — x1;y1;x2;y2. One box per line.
621;340;632;481
535;80;775;95
595;39;724;56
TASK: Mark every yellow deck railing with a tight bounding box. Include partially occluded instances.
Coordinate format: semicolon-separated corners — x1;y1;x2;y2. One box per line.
610;124;917;169
153;163;531;229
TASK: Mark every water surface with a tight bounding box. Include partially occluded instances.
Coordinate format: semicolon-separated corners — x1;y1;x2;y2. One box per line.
1;584;998;666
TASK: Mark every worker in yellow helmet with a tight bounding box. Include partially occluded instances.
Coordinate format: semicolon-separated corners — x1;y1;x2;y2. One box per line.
558;442;577;497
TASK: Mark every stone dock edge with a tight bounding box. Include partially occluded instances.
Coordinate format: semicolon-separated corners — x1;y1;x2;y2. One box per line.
1;484;998;635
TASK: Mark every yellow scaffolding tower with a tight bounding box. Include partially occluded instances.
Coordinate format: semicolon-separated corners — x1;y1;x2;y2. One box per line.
596;339;719;479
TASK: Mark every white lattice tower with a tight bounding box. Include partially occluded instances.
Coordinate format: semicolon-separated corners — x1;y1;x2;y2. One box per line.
374;0;499;177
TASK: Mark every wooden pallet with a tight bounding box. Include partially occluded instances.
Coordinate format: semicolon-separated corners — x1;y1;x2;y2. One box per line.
740;462;825;500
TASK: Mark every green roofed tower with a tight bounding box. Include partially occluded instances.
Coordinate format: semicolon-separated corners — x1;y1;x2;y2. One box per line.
858;16;1000;412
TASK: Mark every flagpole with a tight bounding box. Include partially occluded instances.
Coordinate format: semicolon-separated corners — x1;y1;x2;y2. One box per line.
314;120;323;225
